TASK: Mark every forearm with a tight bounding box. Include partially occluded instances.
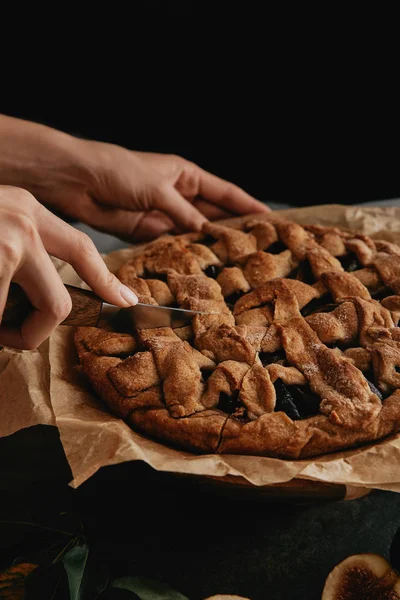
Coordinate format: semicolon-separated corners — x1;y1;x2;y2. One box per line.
0;114;93;206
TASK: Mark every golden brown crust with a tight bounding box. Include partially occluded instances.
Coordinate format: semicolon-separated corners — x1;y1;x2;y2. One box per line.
128;408;230;453
75;214;400;459
80;353;163;418
74;327;137;359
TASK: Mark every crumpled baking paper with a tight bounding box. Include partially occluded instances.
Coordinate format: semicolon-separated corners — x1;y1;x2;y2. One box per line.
2;204;400;498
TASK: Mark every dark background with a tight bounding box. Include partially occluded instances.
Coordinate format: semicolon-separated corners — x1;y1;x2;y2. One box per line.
1;7;399;208
2;90;399;208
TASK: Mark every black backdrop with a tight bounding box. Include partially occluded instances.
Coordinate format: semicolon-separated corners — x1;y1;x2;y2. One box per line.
1;8;399;208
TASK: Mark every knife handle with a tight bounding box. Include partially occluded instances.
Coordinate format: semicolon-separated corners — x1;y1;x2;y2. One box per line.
1;283;103;328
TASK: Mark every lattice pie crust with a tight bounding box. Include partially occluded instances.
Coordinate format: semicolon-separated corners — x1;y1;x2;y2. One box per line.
74;215;400;458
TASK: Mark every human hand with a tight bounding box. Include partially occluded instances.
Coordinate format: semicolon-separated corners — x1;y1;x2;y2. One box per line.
67;145;271;241
0;115;270;242
0;186;138;350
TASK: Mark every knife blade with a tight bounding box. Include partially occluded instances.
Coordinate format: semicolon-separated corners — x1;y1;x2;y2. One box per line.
2;283;218;331
104;302;217;330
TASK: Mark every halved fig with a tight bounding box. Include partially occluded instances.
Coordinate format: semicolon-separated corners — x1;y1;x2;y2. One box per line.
203;596;250;600
322;553;400;599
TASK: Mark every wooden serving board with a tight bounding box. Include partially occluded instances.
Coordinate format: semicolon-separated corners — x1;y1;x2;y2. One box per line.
164;472;370;503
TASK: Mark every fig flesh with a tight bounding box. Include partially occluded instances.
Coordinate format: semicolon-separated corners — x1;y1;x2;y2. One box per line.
204;596;250;600
322;553;400;599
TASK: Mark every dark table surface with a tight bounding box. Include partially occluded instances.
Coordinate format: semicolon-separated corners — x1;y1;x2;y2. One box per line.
1;425;400;600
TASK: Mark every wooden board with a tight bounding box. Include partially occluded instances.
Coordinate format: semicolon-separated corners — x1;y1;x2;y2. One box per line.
164;472;370;503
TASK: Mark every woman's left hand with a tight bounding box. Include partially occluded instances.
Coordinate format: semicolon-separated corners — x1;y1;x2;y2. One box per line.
0;115;270;242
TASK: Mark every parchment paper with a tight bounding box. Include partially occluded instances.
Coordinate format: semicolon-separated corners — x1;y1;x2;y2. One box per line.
2;204;400;492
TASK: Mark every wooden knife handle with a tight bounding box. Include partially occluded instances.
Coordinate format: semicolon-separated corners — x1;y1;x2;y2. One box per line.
1;283;103;328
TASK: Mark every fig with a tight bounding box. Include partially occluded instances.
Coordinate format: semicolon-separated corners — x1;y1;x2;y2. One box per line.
259;350;286;367
322;553;400;599
204;596;250;600
274;380;301;420
290;385;321;417
218;392;241;415
339;254;361;273
365;378;384;401
225;292;244;308
300;295;331;317
205;265;222;279
266;240;286;254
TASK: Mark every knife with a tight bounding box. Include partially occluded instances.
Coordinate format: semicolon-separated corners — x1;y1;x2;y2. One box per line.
1;283;217;331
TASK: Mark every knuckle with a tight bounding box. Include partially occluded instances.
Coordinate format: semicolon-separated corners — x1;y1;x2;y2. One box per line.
15;213;37;239
77;232;97;259
0;239;20;265
91;269;116;292
16;187;36;206
176;167;199;197
2;186;36;206
104;270;116;289
167;153;181;162
221;182;236;201
157;181;171;196
49;293;72;321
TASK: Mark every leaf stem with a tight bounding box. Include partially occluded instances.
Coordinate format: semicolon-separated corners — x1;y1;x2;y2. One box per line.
0;519;74;537
52;536;79;564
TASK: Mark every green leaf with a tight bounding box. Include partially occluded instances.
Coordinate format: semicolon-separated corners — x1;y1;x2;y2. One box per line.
63;544;89;600
112;577;189;600
63;543;109;600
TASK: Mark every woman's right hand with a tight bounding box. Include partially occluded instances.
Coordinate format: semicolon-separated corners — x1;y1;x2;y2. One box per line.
0;186;138;350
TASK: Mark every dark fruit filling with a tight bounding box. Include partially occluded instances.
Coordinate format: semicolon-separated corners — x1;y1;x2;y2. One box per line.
205;265;223;279
200;234;217;247
225;291;245;309
366;379;384;401
168;302;181;309
274;380;301;420
201;368;213;382
274;380;321;420
259;350;286;367
143;271;168;283
295;261;315;285
300;295;332;317
218;391;241;415
309;303;338;315
289;385;321;418
339;253;361;272
364;371;385;400
266;241;287;254
371;286;392;301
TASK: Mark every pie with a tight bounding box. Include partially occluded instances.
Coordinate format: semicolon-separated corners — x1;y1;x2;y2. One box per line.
74;214;400;459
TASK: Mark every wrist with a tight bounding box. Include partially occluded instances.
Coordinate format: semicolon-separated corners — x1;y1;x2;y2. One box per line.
0;115;95;201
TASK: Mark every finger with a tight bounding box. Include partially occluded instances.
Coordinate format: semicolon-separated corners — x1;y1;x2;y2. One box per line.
84;203;174;242
0;269;13;324
152;184;208;232
36;206;138;307
0;247;72;350
197;169;271;214
133;211;175;242
91;185;208;234
192;198;235;221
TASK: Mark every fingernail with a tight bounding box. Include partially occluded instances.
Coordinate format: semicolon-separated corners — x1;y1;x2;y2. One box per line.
119;285;138;306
